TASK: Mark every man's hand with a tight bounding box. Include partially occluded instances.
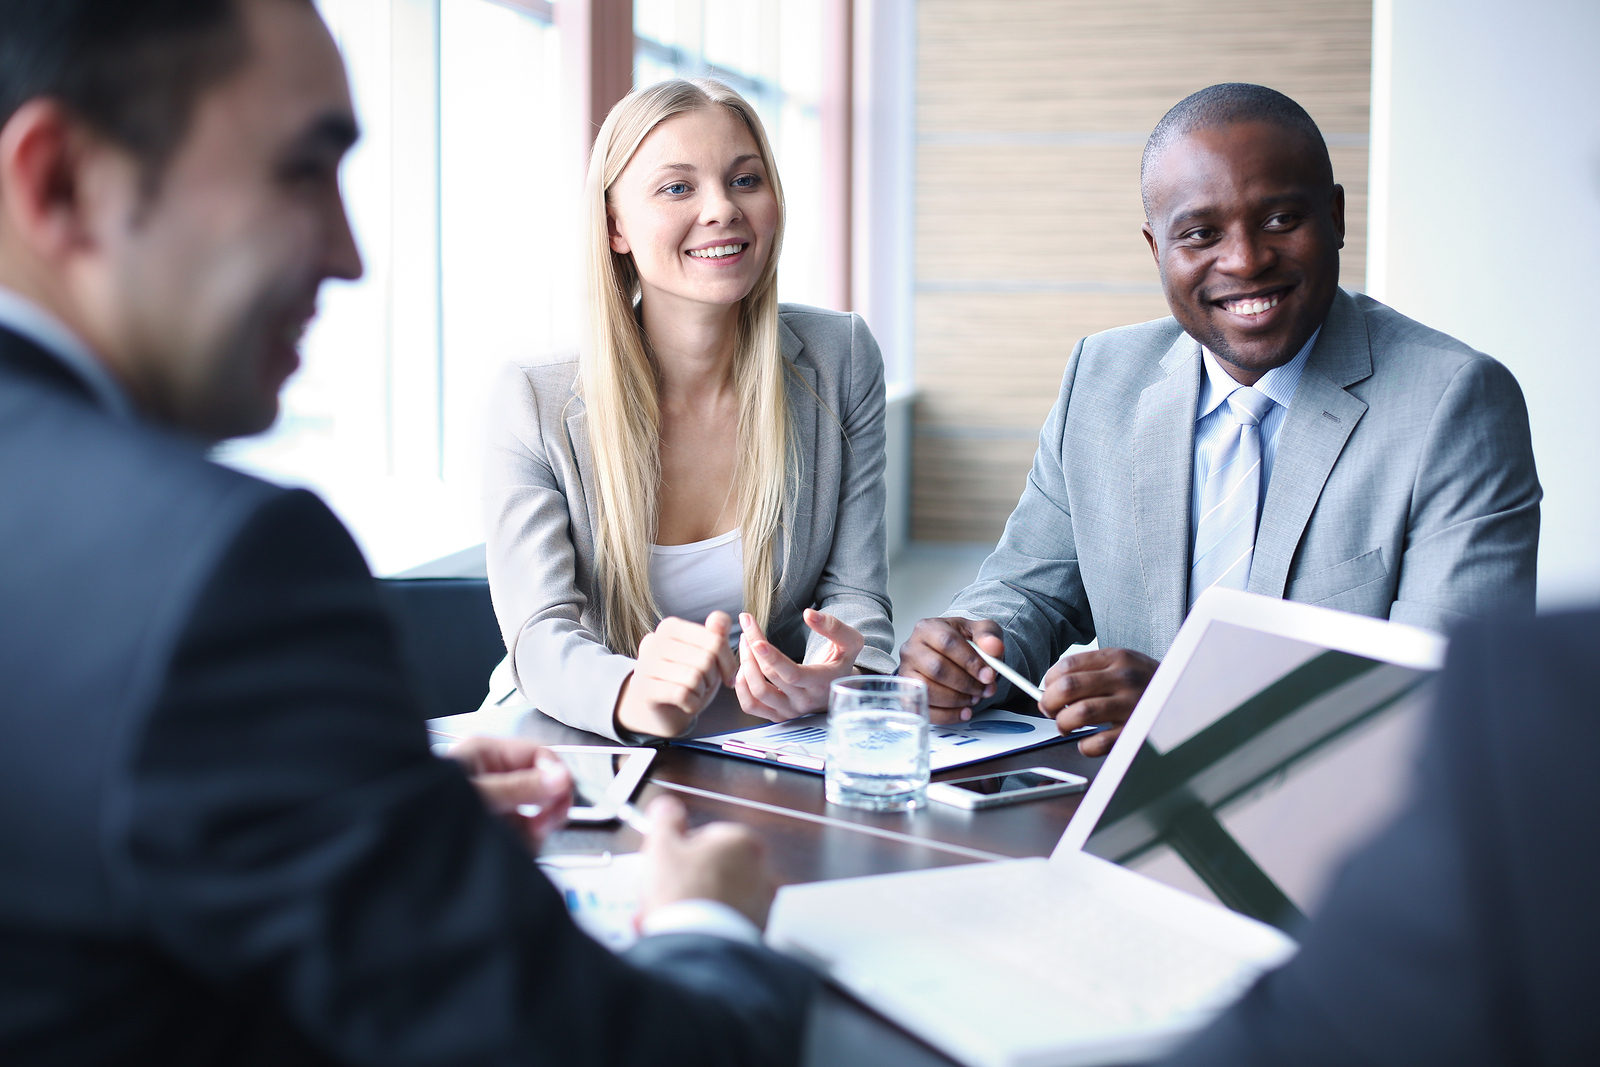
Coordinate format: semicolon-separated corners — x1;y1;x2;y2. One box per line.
448;736;573;848
1039;648;1159;757
735;608;864;721
639;795;777;929
896;616;1004;724
616;611;739;738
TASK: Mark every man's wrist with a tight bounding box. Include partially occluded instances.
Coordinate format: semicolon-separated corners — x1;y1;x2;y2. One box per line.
639;899;762;946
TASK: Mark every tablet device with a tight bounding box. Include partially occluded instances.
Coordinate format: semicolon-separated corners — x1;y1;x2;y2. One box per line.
549;745;655;823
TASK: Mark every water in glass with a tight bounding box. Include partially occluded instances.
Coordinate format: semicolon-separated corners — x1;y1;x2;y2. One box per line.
825;677;930;812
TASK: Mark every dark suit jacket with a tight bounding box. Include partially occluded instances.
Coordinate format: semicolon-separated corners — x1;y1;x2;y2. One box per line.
1161;609;1600;1065
0;325;815;1065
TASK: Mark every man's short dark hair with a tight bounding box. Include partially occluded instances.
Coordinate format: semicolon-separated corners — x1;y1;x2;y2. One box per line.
0;0;255;192
1140;83;1333;216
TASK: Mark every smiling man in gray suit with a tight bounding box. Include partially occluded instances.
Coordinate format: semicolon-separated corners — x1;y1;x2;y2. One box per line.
899;83;1540;755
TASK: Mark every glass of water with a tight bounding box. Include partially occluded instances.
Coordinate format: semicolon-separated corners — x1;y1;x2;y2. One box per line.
825;676;930;812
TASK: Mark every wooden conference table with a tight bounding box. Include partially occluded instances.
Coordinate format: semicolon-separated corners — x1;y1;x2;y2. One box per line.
432;691;1108;1066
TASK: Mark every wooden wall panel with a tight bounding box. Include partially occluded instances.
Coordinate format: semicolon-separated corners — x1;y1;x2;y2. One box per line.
1330;145;1369;291
915;144;1151;284
917;0;1372;136
915;144;1368;290
915;292;1171;429
911;436;1042;543
911;0;1372;542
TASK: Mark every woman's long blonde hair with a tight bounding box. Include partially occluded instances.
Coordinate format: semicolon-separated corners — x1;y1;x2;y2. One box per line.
580;78;793;655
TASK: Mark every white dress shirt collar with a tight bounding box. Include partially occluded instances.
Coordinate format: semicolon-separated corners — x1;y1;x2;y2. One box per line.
1195;326;1320;422
0;285;136;420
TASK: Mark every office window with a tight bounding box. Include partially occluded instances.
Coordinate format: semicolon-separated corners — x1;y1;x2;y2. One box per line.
215;0;396;538
216;0;863;573
219;0;573;573
438;1;573;490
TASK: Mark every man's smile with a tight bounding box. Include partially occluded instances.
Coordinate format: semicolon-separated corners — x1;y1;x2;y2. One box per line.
1214;288;1288;317
1209;285;1296;330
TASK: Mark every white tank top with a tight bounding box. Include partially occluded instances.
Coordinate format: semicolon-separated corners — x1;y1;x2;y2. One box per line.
649;528;744;645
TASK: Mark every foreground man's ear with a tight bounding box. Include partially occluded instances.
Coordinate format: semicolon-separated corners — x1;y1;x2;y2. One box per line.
0;98;118;263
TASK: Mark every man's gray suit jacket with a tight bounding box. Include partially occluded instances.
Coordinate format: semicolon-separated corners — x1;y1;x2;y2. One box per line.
949;288;1541;693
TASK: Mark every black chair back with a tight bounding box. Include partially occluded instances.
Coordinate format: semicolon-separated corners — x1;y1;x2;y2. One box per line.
375;578;504;720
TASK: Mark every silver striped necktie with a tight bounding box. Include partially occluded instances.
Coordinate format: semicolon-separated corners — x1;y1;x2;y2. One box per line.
1189;386;1274;608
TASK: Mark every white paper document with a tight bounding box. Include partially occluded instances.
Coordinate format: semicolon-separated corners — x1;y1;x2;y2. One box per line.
675;708;1069;774
538;851;647;951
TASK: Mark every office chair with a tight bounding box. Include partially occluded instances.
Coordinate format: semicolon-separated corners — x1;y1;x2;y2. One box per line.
374;577;505;721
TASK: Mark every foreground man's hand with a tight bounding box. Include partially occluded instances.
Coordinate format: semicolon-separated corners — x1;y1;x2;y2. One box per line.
451;736;574;848
640;795;777;929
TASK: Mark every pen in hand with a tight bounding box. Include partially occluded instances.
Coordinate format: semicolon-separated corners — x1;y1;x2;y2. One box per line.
615;801;654;835
965;639;1109;740
966;638;1045;702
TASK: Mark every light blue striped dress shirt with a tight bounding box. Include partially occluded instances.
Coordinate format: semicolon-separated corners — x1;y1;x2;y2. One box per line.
1189;329;1319;545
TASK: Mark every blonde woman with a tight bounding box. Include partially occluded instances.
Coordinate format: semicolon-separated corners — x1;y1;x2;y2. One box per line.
478;79;894;742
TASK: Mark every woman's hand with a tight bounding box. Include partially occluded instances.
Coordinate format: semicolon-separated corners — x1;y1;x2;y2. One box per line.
614;611;738;738
734;608;864;721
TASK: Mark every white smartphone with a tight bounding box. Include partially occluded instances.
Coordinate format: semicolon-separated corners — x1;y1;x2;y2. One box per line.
926;766;1088;810
548;745;656;823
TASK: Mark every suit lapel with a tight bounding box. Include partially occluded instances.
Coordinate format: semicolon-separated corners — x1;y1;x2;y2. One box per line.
563;376;602;534
1133;334;1203;653
0;327;97;403
1249;289;1371;598
779;318;816;596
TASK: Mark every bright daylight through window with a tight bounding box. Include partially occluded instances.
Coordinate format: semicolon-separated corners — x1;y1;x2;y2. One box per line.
218;0;827;575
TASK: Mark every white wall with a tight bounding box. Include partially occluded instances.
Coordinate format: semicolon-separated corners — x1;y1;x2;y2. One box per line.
854;0;918;559
1370;0;1600;609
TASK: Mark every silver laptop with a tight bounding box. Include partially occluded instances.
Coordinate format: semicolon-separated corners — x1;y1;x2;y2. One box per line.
766;588;1446;1067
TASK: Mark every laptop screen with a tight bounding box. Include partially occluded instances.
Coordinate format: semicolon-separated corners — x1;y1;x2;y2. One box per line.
1068;596;1442;934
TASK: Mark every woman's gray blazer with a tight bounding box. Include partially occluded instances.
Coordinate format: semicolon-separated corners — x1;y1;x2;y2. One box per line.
478;304;894;740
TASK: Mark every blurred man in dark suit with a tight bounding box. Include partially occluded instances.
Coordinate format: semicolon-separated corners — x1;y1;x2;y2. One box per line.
0;2;812;1063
